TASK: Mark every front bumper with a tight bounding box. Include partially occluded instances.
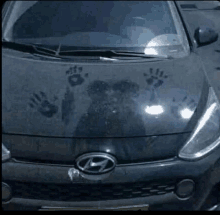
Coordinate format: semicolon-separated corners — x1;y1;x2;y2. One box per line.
2;193;175;211
2;145;220;210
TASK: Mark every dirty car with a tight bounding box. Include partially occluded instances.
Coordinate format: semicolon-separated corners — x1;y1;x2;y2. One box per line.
2;1;220;211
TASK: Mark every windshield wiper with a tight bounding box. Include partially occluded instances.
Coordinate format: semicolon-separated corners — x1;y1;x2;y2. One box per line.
59;49;173;59
2;40;62;59
2;40;173;60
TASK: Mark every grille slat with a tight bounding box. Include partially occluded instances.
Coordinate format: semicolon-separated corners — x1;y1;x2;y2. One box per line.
6;180;176;202
158;185;168;188
165;186;175;191
141;187;151;190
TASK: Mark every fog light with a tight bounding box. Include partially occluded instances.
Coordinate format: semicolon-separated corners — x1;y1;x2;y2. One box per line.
2;182;12;202
175;179;195;199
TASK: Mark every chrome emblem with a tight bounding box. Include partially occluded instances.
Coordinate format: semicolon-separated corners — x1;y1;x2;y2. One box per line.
76;153;116;174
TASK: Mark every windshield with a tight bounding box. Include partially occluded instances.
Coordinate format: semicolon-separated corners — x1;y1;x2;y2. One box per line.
2;1;190;58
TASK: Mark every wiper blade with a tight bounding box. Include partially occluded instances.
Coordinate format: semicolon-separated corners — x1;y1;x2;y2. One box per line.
2;40;62;58
59;49;173;59
109;50;172;59
2;41;172;60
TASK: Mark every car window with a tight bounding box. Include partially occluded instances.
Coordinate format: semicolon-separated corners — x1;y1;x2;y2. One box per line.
3;1;190;58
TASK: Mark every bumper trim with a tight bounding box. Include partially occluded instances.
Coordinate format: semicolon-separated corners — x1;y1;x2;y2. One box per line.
3;193;182;209
40;204;149;211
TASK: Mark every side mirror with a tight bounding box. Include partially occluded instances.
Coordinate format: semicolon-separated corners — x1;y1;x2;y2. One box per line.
194;26;218;47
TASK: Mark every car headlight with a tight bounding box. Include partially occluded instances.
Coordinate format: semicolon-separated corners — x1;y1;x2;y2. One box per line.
179;87;220;160
2;143;11;162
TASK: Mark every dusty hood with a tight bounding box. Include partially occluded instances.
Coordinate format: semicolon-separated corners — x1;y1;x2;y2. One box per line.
2;50;208;137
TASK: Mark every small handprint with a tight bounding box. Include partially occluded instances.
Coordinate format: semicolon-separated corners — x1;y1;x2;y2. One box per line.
171;95;196;119
66;65;88;87
29;92;58;118
144;68;168;88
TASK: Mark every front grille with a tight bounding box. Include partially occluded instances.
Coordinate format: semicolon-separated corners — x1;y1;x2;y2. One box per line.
6;180;176;202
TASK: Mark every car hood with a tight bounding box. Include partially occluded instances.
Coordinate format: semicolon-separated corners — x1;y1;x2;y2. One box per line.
2;50;208;138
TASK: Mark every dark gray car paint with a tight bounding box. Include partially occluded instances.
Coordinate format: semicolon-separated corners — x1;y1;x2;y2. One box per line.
2;1;220;211
2;48;208;138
